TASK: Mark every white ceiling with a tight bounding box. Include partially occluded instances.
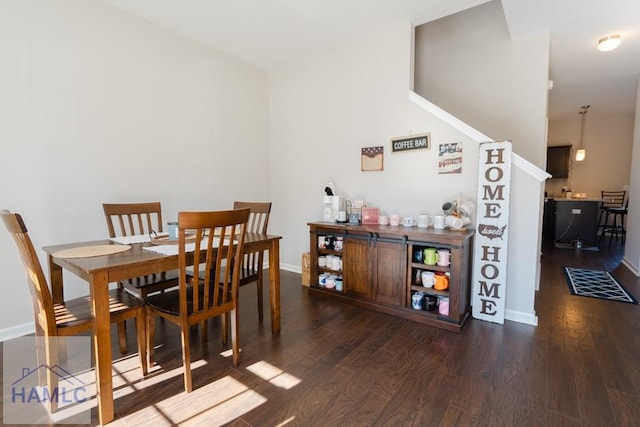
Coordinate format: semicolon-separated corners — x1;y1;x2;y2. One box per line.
102;0;639;120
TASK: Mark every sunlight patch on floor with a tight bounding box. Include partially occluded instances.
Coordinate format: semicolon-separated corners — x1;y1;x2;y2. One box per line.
130;375;267;426
245;360;301;390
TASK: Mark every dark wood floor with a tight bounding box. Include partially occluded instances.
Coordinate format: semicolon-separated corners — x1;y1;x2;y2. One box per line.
2;240;639;426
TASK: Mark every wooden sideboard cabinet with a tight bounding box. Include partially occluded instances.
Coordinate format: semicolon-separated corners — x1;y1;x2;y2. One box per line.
308;222;474;332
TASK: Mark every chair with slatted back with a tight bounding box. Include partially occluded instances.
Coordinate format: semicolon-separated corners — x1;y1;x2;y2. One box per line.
1;210;148;413
146;208;250;392
103;202;179;299
233;201;272;322
597;191;626;245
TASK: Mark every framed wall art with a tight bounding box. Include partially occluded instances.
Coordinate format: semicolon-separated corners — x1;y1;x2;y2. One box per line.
438;142;463;174
361;146;384;171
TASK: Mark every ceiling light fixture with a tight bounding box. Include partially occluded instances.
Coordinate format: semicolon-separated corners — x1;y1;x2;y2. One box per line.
597;34;621;52
575;105;590;161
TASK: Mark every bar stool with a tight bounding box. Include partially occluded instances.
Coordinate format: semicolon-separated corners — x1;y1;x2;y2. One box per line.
598;191;628;246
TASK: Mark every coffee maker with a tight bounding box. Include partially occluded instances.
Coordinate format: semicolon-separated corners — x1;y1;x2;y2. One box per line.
322;182;343;222
323;195;344;222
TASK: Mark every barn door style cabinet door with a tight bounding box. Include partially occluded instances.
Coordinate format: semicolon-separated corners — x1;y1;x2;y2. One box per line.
342;231;406;306
308;222;474;332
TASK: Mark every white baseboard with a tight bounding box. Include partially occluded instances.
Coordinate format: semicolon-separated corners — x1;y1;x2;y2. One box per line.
505;309;538;326
0;322;34;342
279;263;301;274
622;257;640;277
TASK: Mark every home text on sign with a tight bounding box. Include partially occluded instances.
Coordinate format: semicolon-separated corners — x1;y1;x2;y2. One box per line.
472;141;512;324
391;133;430;152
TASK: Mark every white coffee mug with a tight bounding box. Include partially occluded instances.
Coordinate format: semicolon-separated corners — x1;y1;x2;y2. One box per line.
402;217;415;227
446;215;464;230
378;215;389;225
337;210;347;222
421;271;435;288
458;201;475;218
318;256;327;267
417;214;433;228
389;214;400;226
434;215;446;230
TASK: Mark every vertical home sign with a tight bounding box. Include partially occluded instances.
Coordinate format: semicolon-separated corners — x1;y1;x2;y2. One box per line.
472;141;512;324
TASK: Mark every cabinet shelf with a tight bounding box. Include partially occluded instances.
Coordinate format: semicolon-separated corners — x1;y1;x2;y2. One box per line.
318;249;343;256
409;285;449;296
410;262;450;272
310;284;344;294
317;267;342;274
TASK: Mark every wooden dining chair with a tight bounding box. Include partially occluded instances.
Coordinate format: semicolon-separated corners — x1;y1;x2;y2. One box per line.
103;202;179;299
186;202;272;323
146;208;250;393
1;210;148;413
233;201;272;322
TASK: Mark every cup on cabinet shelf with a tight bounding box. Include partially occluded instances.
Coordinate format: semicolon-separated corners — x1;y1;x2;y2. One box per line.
318;273;328;287
325;275;336;289
423;248;438;265
318;236;326;249
421;271;435;288
423;295;438;311
437;249;451;266
412;292;424;310
438;297;450;315
433;274;449;291
318;256;327;267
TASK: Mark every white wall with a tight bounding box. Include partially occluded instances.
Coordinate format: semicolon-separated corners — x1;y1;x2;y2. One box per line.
268;21;480;274
546;113;634;198
1;1;550;336
623;77;640;275
413;0;549;168
0;0;269;333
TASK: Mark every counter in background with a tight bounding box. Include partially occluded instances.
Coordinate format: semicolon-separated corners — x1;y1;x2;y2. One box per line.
546;198;601;247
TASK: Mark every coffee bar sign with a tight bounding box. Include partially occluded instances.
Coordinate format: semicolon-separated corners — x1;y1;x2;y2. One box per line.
472;141;512;324
391;133;430;152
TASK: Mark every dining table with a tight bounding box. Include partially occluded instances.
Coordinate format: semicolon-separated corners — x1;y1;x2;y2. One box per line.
41;232;282;425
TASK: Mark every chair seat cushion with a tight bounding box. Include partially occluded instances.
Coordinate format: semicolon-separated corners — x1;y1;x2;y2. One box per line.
146;283;232;317
54;289;144;329
187;265;260;286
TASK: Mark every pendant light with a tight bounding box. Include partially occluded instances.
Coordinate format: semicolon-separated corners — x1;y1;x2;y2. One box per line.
575;105;589;161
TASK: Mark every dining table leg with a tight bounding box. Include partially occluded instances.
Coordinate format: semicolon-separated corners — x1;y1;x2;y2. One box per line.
269;239;281;334
89;271;114;425
48;256;64;304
